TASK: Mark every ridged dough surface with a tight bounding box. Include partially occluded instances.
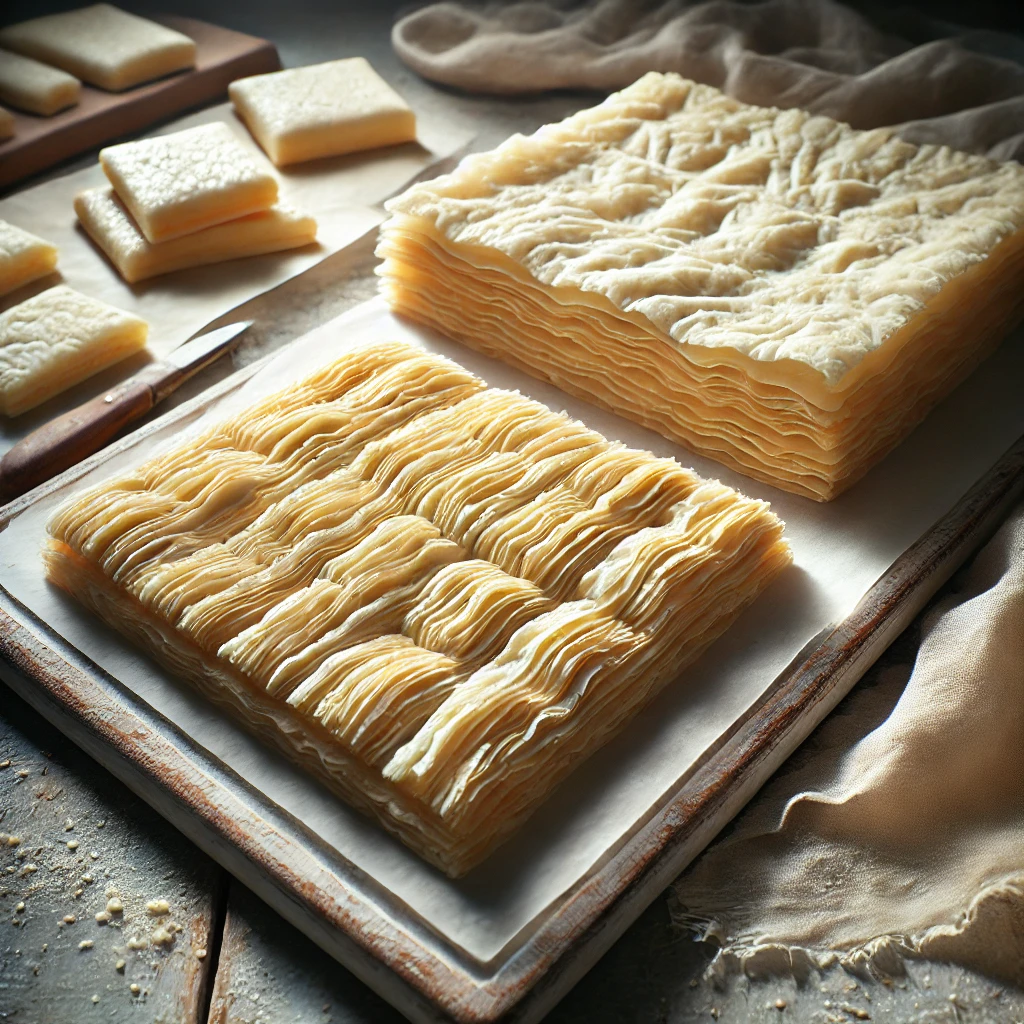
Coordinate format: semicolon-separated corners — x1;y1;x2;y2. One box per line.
379;73;1024;500
0;285;147;416
75;187;317;283
0;220;58;296
229;57;416;167
0;4;195;92
0;49;80;116
44;340;790;874
100;122;279;243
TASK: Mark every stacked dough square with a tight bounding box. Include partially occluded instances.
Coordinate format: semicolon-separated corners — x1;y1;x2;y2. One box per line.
44;340;790;874
0;220;147;417
378;73;1024;501
75;122;317;283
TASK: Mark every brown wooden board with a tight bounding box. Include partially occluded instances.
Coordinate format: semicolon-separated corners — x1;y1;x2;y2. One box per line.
0;16;280;191
0;332;1022;1021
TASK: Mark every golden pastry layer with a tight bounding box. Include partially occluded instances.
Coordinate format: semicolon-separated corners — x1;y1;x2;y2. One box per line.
378;73;1024;500
45;340;789;875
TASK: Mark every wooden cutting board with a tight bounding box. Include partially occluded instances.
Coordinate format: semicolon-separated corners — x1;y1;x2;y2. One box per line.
0;16;280;191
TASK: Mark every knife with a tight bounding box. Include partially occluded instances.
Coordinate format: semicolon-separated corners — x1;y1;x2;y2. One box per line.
0;321;252;502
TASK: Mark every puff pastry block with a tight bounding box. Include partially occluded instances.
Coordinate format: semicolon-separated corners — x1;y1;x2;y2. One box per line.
229;58;417;167
75;187;317;284
0;221;59;296
379;73;1024;500
44;340;790;875
100;122;279;243
0;285;147;416
0;5;195;93
0;49;80;116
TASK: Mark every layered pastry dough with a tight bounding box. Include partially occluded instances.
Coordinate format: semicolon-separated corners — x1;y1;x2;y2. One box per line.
229;58;417;167
0;285;147;416
0;50;80;116
44;340;790;874
100;123;279;243
0;221;59;296
0;5;195;92
379;73;1024;500
75;187;317;283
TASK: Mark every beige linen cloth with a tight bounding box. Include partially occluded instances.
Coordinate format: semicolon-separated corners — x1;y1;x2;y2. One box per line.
392;0;1024;160
392;0;1024;981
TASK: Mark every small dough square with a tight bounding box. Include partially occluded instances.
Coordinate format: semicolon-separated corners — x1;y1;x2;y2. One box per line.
75;187;318;283
0;5;195;93
100;122;279;243
0;285;147;416
230;58;417;167
0;50;80;116
0;105;13;142
0;220;59;296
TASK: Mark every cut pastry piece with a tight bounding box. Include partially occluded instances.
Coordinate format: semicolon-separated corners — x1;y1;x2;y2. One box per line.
0;105;13;141
100;122;279;243
0;49;81;116
0;285;147;416
0;5;195;92
44;339;790;875
75;187;317;284
0;221;59;296
229;57;417;167
378;73;1024;501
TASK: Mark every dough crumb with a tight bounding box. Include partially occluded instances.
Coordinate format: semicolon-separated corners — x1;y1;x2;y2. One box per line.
115;958;126;971
66;840;78;850
130;983;140;995
79;939;94;950
195;948;207;960
95;911;111;924
151;926;173;945
146;899;170;916
63;914;75;924
106;897;123;914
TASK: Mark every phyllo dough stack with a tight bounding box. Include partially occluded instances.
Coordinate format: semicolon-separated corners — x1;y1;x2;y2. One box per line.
378;73;1024;501
44;340;790;875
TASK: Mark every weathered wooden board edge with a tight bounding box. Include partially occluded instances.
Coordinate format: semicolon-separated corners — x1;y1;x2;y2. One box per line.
0;367;1021;1022
0;16;280;191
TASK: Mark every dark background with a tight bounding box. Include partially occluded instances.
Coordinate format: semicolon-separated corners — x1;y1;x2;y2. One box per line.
1;0;1022;47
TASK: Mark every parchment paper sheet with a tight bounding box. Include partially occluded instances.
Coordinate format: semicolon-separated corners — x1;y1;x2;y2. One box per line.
2;298;1023;963
0;102;471;451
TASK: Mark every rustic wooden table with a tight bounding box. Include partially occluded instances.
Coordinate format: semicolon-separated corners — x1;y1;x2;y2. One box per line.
2;3;1023;1022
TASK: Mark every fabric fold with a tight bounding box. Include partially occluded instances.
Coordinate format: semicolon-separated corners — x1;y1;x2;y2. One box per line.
392;0;1024;160
672;503;1024;984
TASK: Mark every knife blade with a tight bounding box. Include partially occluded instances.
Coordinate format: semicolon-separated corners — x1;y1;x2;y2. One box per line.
0;320;251;502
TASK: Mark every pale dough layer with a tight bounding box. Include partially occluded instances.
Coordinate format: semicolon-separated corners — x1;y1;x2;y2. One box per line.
44;340;789;875
0;285;147;416
0;220;59;297
0;4;195;92
229;58;417;167
380;73;1024;500
0;49;80;116
100;122;279;243
75;187;317;283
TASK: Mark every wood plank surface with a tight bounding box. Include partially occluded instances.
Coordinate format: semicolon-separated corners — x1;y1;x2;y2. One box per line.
0;17;280;190
0;686;224;1023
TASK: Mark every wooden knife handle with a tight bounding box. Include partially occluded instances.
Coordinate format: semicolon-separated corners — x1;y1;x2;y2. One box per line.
0;378;155;502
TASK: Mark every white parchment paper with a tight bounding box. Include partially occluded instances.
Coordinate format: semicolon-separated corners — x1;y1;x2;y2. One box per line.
0;103;471;451
2;298;1023;963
